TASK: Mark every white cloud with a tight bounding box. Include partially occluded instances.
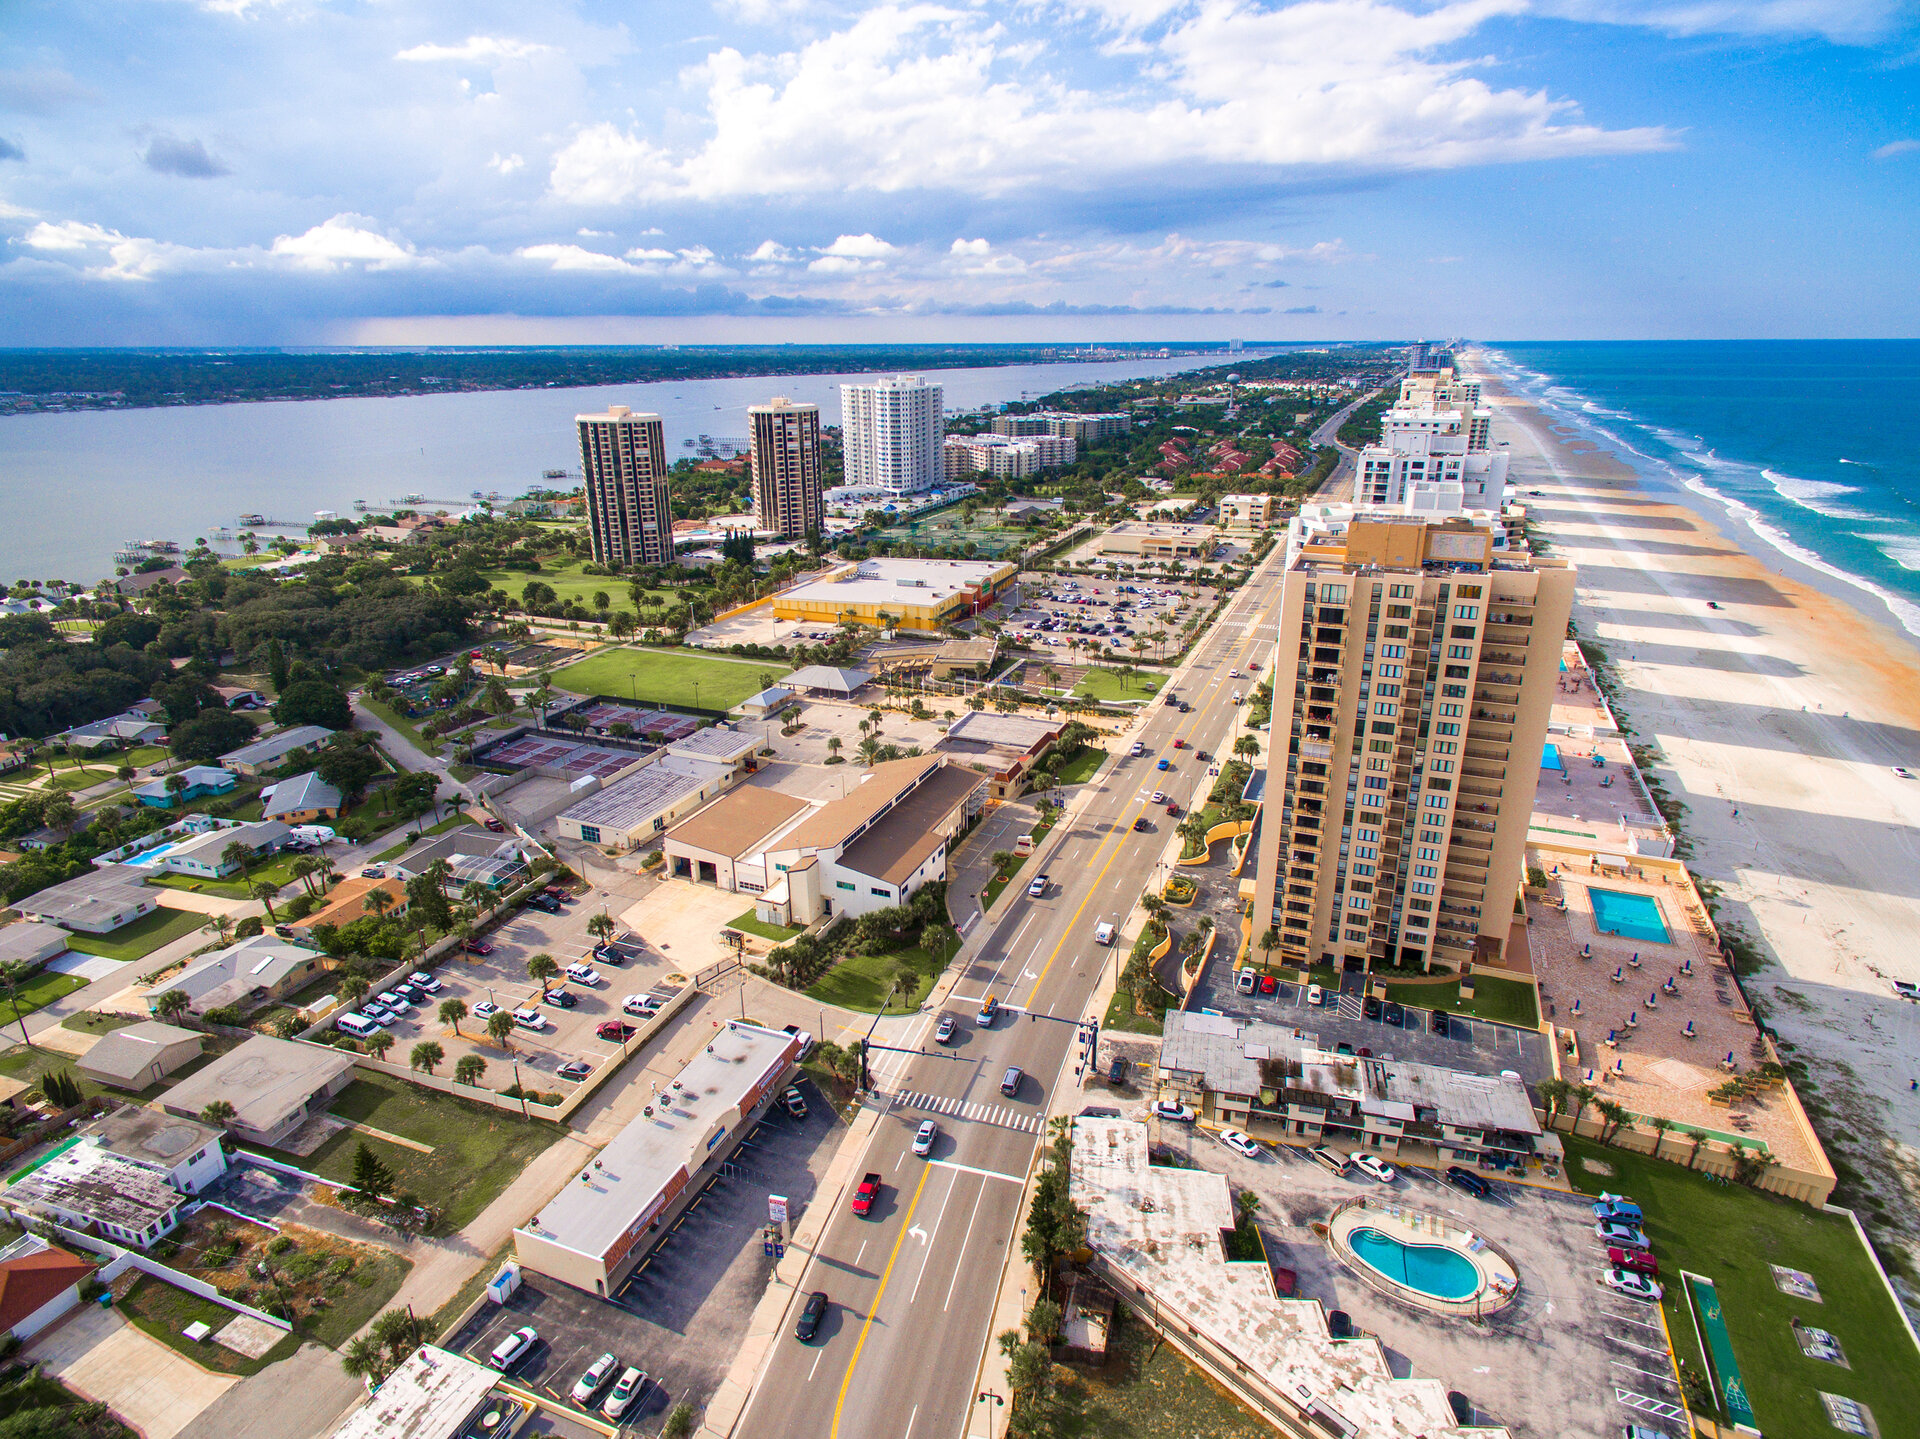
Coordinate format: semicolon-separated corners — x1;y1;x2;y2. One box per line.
749;239;799;261
578;227;613;238
1536;1;1910;44
516;242;630;271
20;220;122;252
1874;138;1919;159
625;247;677;261
396;37;553;65
818;233;895;257
715;0;816;21
269;214;415;269
950;237;992;255
489;153;526;175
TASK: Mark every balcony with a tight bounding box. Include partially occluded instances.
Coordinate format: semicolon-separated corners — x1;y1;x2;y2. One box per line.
1300;739;1333;762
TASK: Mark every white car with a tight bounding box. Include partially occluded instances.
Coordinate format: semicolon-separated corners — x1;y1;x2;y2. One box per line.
1603;1268;1664;1301
570;1352;619;1405
1027;874;1049;898
376;990;412;1010
1150;791;1165;803
1895;766;1915;780
408;971;442;992
913;1120;938;1157
1219;1128;1263;1159
1153;1100;1196;1124
623;993;663;1016
510;1007;548;1031
488;1326;538;1370
1229;668;1241;677
565;963;601;986
472;1001;500;1021
1353;1153;1397;1184
603;1368;647;1422
1894;980;1920;1001
1305;984;1325;1007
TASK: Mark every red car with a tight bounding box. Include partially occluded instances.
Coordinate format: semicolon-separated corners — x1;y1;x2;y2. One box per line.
1172;738;1187;749
1258;975;1278;995
1608;1245;1658;1277
597;1021;634;1042
1166;802;1181;816
852;1173;882;1217
482;818;506;833
462;939;493;956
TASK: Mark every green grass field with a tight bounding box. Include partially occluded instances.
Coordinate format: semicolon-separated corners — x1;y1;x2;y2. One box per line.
551;646;789;710
1376;973;1540;1027
807;940;955;1012
0;972;87;1021
1053;744;1108;786
1562;1133;1920;1439
1054;1304;1273;1439
117;1277;301;1376
729;910;806;943
148;851;306;900
1072;667;1165;702
64;906;209;960
451;556;684;613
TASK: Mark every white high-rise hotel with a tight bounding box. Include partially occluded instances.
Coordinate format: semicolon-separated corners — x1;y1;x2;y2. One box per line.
841;376;944;496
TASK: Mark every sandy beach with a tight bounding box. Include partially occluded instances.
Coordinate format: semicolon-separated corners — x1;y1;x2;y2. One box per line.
1470;355;1920;1283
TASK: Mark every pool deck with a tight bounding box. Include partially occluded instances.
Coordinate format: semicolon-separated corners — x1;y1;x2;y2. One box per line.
1327;1199;1519;1316
1524;859;1822;1175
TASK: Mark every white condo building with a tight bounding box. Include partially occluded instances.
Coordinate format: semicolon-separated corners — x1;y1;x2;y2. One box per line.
842;376;944;496
1355;367;1507;512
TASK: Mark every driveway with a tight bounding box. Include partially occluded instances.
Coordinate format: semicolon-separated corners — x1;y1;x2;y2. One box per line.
174;1342;364;1439
28;1304;236;1439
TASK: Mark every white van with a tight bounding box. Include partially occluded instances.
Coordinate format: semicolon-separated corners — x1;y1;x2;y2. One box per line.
335;1013;383;1039
1231;690;1242;704
1094;922;1116;947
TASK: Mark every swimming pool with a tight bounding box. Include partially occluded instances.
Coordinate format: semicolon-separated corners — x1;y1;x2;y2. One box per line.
1590;888;1671;943
125;840;185;868
1541;743;1563;771
1344;1227;1481;1301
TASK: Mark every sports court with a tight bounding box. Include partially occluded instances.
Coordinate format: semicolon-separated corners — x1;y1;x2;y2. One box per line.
475;733;639;780
570;700;704;740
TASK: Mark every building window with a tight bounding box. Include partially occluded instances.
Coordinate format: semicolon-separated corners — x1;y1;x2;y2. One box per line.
837;881;855;892
870;887;890;898
579;825;601;844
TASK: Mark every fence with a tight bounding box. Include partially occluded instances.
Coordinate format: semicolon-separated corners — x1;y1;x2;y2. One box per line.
14;1216;292;1332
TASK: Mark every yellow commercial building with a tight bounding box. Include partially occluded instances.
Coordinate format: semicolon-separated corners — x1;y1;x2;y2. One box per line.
773;557;1016;632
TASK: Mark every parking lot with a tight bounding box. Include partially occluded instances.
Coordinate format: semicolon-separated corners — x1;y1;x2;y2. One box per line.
1184;966;1552;1082
1154;1115;1689;1439
994;577;1212;661
451;1075;843;1435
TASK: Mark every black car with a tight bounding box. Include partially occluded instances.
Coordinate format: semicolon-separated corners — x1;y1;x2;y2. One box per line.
1382;1001;1405;1026
526;894;561;914
795;1291;829;1342
543;989;578;1009
1362;995;1382;1020
1444;1166;1491;1198
1132;817;1151;832
1430;1007;1452;1034
1107;1055;1128;1085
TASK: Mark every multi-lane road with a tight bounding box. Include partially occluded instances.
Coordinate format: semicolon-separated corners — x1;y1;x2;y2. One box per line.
734;546;1288;1439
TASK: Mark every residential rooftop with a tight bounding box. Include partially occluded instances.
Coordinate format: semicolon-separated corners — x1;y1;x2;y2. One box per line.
329;1345;505;1439
9;1144;184;1233
219;724;335;769
160;1035;355;1138
12;865;152;927
81;1107;221;1171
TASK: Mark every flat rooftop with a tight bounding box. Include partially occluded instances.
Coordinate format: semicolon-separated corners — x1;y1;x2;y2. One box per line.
943;711;1061;751
329;1345;502;1439
82;1106;220;1169
664;786;810;859
517;1021;797;1263
160;1035;355;1135
558;757;729;830
13;865;152;925
667;726;760;762
781;557;1008;609
9;1144;183;1232
1071;1118;1506;1439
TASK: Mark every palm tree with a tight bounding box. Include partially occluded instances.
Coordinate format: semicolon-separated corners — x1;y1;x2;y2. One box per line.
486;1009;516;1050
1649;1116;1673;1158
199;1099;235;1127
409;1041;445;1074
252;880;282;923
165;773;189;809
1259;927;1279;969
290;855;323;896
364;887;394;920
454;1055;487;1087
221;840;254;881
1537;1077;1574;1123
439;997;468;1034
527;952;559;995
365;1030;396;1062
153;989;190;1022
338;975;371;1005
827;736;842;760
209;914;234;945
857;735;881;768
586;911;616;946
1233;734;1261;760
1570;1083;1598;1129
1594;1099;1630;1146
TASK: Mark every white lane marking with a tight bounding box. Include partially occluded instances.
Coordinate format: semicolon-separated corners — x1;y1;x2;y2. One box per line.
907;1170;959;1306
942;1182;991;1313
855;1239;868;1268
808;1345;826;1382
902;1405;918;1439
928;1158;1027;1184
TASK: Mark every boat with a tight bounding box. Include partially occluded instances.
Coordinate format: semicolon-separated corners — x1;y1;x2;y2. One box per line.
400;492;424;504
238;513;265;526
352;499;370;510
145;539;180;553
470;489;484;499
542;469;568;480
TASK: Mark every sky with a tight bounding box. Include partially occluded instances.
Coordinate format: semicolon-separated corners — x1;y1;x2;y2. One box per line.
1;0;1917;345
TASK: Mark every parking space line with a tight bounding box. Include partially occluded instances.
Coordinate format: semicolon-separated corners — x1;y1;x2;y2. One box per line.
1609;1359;1677;1387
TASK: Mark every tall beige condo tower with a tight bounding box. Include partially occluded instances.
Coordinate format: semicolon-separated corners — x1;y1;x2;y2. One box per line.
1252;506;1574;975
749;398;823;539
578;405;672;567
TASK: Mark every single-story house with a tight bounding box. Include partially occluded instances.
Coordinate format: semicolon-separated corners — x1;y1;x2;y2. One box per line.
261;770;343;823
75;1021;205;1091
12;865;156;935
64;715;168;752
154;933;327;1016
6;1143;191;1249
394;828;530;892
132;765;238;808
0;741;34;777
160;1035;356;1149
740;686;795;718
213;686;268;710
112;565;188;596
0;1237;98;1342
153;819;291;878
0;924;69;970
287;876;407;935
79;1107;228;1195
219;724;336;776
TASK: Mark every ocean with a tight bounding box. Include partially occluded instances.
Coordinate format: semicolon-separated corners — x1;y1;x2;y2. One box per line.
1477;340;1920;639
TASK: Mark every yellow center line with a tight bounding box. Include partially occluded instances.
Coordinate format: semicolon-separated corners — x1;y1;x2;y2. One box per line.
830;1160;937;1439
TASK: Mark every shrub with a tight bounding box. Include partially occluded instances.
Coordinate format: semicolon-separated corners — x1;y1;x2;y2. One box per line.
233;916;265;939
267;1235;295;1255
202;1005;244;1026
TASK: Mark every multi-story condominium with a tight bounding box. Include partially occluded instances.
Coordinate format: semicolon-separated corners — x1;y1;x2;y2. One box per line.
991;411;1132;444
1400;367;1490;450
749;397;823;540
943;433;1076;479
1218;493;1282;530
1356;405;1507;511
1251;504;1574;976
841;376;944;496
578;405;672;567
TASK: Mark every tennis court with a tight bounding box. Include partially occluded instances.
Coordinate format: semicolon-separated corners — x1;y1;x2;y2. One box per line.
571;701;704;740
475;734;639;779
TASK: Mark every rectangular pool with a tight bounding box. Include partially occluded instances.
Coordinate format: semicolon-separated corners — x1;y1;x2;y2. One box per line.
1589;888;1671;944
125;840;185;868
1541;743;1563;771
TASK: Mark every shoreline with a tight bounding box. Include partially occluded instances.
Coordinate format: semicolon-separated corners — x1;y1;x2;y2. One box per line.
1470;360;1920;1271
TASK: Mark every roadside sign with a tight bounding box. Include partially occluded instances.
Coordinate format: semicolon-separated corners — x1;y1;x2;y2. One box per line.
768;1195;789;1225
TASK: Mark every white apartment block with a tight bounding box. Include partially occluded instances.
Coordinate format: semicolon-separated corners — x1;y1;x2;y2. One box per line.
842;376;944;496
578;406;673;567
943;432;1076;480
1356;406;1508;513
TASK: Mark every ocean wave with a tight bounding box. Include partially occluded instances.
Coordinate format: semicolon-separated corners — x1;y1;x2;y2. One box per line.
1838;457;1873;467
1858;533;1920;572
1759;468;1873;520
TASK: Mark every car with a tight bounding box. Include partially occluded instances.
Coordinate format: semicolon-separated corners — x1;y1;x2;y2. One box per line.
1603;1269;1664;1302
1307;1145;1349;1175
592;944;627;966
1382;1001;1404;1026
914;1120;938;1157
359;867;385;880
1305;983;1324;1006
557;1059;593;1081
1132;817;1151;832
795;1290;830;1342
408;971;441;992
1107;1055;1128;1085
603;1368;647;1421
1608;1245;1659;1277
1171;738;1186;750
1236;968;1257;994
488;1325;538;1370
852;1173;882;1217
1156;757;1170;771
1362;995;1382;1020
1895;766;1916;780
782;1086;808;1118
360;1002;394;1024
1150;791;1165;803
511;1008;547;1031
1430;1007;1452;1034
935;1014;957;1044
1895;979;1920;1001
565;963;602;986
483;817;508;833
623;994;663;1016
1153;1100;1196;1123
1178;701;1190;713
472;1001;499;1021
542;988;578;1009
1597;1219;1647;1246
1166;802;1181;816
1219;1128;1262;1159
1027;874;1050;898
1593;1194;1643;1221
572;1353;619;1405
1258;975;1278;996
461;938;494;956
597;1020;635;1042
376;990;412;1009
1443;1166;1490;1197
1353;1153;1397;1183
1129;741;1145;757
1001;1065;1023;1096
526;894;561;914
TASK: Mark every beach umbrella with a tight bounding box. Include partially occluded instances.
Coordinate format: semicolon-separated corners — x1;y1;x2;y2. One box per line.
1683;1020;1696;1037
1612;1058;1626;1075
1571;997;1583;1015
1606;1028;1617;1043
1726;1050;1736;1065
1612;966;1624;982
1648;991;1659;1007
1628;1010;1638;1026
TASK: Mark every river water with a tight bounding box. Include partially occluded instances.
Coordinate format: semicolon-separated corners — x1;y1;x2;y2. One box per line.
0;354;1222;585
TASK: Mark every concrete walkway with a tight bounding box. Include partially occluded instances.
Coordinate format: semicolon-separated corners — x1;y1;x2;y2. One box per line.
28;1304;237;1439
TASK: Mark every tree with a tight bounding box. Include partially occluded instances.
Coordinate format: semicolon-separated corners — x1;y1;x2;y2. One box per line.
527;952;559;994
1570;1082;1598;1128
221;840;255;882
338;1307;429;1384
354;1030;390;1062
826;736;842;759
454;1054;487;1087
586;911;616;945
1537;1077;1574;1122
1594;1098;1630;1146
251;880;282;922
364;887;394;919
1233;733;1261;760
439;997;468;1034
349;1141;395;1198
316;746;382;805
38;792;78;840
169;708;255;763
153;988;191;1021
409;1040;445;1074
199;1099;235;1127
338;975;370;1004
274;679;352;731
486;1009;516;1048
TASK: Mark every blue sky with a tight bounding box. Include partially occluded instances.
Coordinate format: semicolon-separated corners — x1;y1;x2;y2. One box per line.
1;0;1916;344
